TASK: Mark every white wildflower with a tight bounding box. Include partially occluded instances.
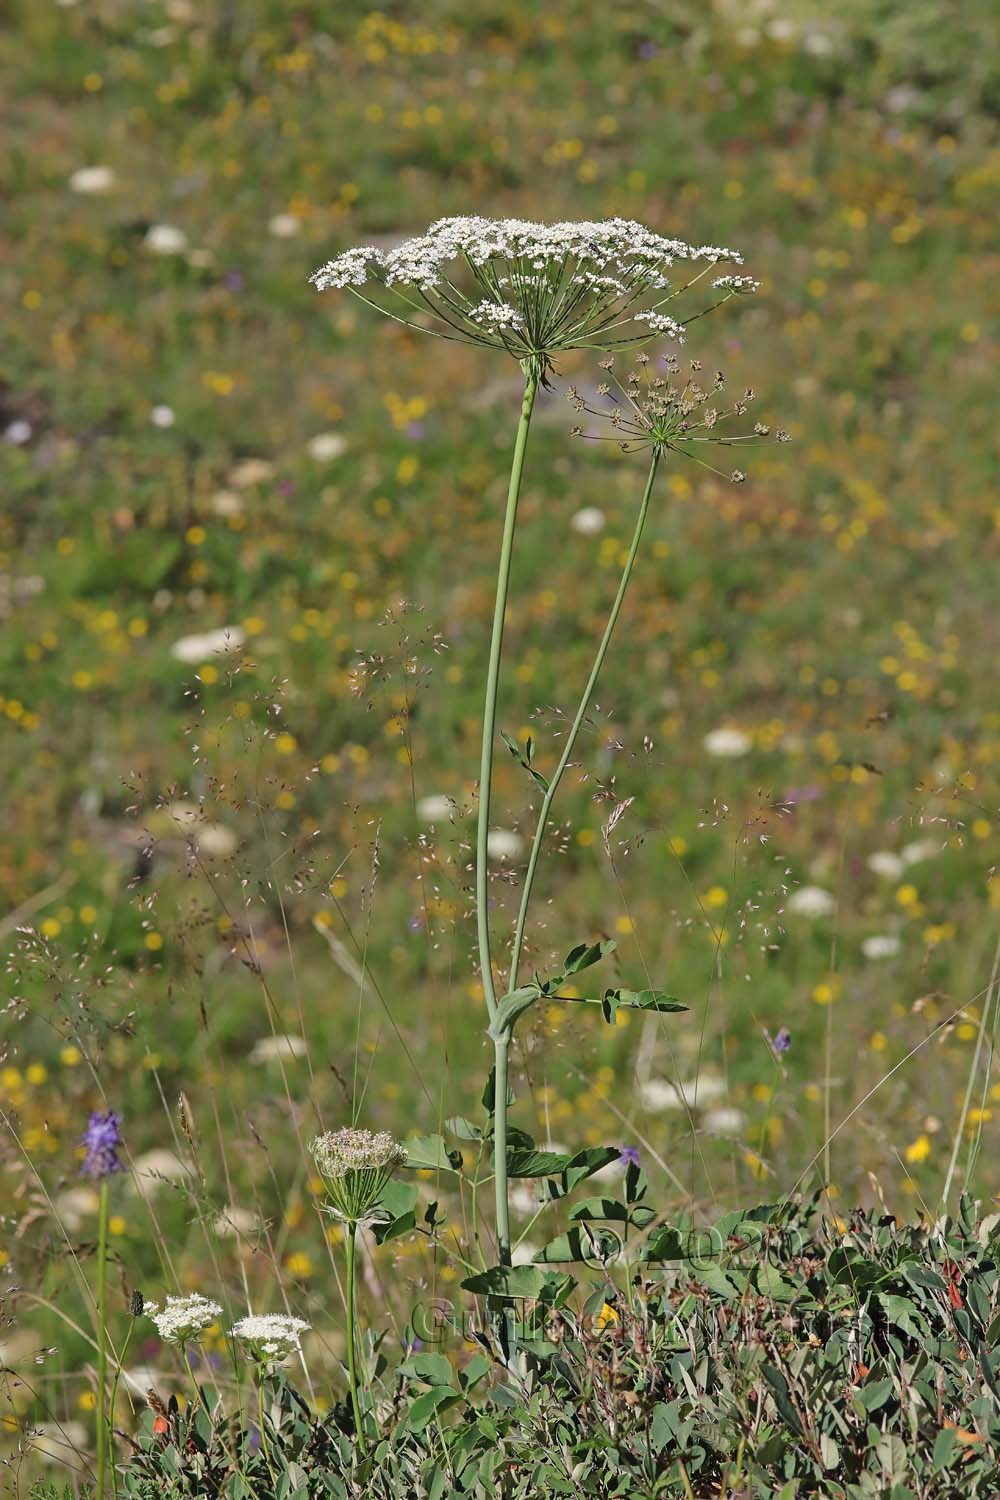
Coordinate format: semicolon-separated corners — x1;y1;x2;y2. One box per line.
150;404;175;428
468;299;524;331
862;934;901;960
312;216;745;367
268;213;301;238
213;1205;262;1238
31;1421;88;1465
868;851;904;880
4;420;32;445
487;829;524;861
702;1106;746;1135
149;1293;222;1343
571;506;605;535
144;224;188;255
704;727;752;758
232;1313;310;1363
69;166;116;195
210;489;243;517
54;1186;100;1231
307;432;348;461
170;626;245;664
902;839;939;866
228;458;274;487
311;1127;406;1224
129;1149;193;1199
635;311;686;341
712;274;759;293
311;1128;406;1178
786;886;836;918
249;1034;308;1063
416;793;458;822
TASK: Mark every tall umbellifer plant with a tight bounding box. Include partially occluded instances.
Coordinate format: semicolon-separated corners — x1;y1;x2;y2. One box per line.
311;217;778;1287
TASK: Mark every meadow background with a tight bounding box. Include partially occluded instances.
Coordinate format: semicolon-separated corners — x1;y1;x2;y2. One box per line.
2;0;999;1481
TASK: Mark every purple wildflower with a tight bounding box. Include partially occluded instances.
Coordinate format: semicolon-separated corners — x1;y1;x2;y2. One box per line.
619;1145;641;1167
772;1027;792;1057
81;1111;125;1180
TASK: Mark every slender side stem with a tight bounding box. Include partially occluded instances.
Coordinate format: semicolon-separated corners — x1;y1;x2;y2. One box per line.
344;1224;367;1456
508;448;661;990
478;365;540;1024
107;1315;136;1500
95;1179;110;1500
493;1040;512;1266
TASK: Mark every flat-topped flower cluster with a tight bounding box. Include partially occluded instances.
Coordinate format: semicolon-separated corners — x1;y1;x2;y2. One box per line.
311;216;755;366
310;1127;406;1225
231;1313;310;1364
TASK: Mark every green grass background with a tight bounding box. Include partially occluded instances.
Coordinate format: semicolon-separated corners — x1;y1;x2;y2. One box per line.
2;0;999;1467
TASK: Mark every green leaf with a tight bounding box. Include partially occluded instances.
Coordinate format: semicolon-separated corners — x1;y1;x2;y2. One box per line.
506;1148;574;1177
373;1209;416;1245
402;1134;461;1173
500;728;549;791
397;1353;455;1388
644;1224;692;1260
445;1115;482;1141
533;1225;621;1263
760;1363;804;1437
460;1264;576;1303
459;1354;492;1391
563;939;617;975
379;1179;419;1217
563;1146;621;1191
489;984;544;1041
569;1196;630;1222
403;1386;462;1432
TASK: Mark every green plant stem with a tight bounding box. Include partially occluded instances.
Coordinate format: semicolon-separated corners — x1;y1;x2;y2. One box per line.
95;1179;110;1500
256;1368;275;1482
344;1223;367;1456
508;447;661;990
478;364;539;1026
476;363;539;1274
107;1316;136;1500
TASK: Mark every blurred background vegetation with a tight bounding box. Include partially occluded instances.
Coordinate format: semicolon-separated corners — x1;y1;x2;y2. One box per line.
1;0;999;1476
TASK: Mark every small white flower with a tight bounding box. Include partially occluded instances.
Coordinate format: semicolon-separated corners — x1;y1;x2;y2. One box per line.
129;1150;193;1199
249;1034;308;1063
868;851;904;881
704;727;752;758
307;432;348;462
54;1186;100;1231
712;274;759;293
4;420;32;445
902;839;938;866
571;506;605;536
416;793;457;822
635;311;686;341
468;299;524;331
31;1421;88;1465
213;1206;262;1238
144;223;189;255
702;1106;745;1135
170;627;245;664
69;165;116;194
638;1078;685;1112
210;489;243;517
862;934;901;960
487;829;523;861
268;213;301;238
150;404;175;428
232;1313;310;1363
228;458;274;487
786;886;836;918
149;1293;222;1343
